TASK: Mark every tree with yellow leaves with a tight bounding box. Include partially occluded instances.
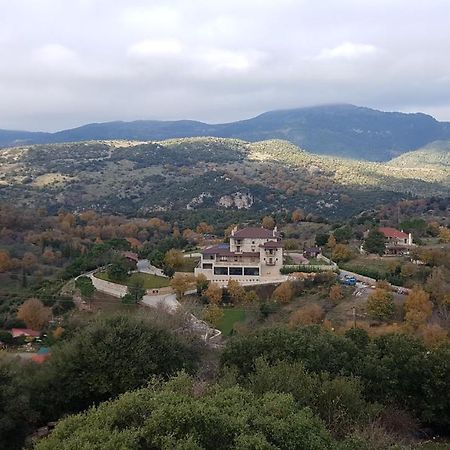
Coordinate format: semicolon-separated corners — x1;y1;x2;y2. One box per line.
164;249;184;270
0;250;12;272
261;216;275;230
404;286;433;329
227;279;246;304
272;281;294;304
367;288;394;321
202;304;223;328
170;274;192;300
438;226;450;243
204;282;222;305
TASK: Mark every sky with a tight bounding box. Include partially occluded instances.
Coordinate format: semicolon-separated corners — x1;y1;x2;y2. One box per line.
1;0;450;131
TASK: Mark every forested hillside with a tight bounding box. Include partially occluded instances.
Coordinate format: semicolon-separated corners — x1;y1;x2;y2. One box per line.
0;137;448;219
1;104;450;161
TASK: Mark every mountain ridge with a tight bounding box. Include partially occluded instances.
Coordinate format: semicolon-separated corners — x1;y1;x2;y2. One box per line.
1;104;450;161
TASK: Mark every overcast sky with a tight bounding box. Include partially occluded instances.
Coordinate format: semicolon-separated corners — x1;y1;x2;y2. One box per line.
1;0;450;131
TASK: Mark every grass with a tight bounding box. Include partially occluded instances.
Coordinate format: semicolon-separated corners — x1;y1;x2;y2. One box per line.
217;308;246;335
177;257;200;273
95;272;170;289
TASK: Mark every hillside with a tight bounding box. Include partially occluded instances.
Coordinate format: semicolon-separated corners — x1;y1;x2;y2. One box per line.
1;104;450;161
387;140;450;168
0;138;448;219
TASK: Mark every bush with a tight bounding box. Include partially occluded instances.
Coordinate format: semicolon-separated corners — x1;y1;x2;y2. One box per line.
31;314;203;421
36;373;334;450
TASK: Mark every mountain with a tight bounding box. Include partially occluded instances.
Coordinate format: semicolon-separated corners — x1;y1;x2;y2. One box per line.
1;105;450;161
0;137;448;219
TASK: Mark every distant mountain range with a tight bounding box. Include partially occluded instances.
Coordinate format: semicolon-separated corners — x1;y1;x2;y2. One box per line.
1;104;450;161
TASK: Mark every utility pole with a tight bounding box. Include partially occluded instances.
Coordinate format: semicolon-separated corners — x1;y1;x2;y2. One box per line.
352;306;356;328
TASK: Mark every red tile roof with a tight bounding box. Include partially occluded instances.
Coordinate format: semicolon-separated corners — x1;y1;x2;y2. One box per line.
11;328;40;338
379;227;409;239
233;227;277;239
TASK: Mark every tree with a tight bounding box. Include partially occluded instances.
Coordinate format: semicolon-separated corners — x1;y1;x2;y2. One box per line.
438;226;450;243
291;209;304;222
0;357;35;450
171;273;192;300
425;266;450;305
329;284;344;303
272;281;294;304
227;279;246;304
315;233;330;247
107;258;129;282
31;316;201;422
75;276;96;302
332;244;353;263
261;215;275;230
404;286;432;329
363;229;386;256
366;288;394;320
204;282;222;304
202;304;224;327
195;273;209;295
0;250;12;272
334;226;352;243
164;249;184;269
196;222;213;234
16;298;51;331
123;278;146;304
289;304;324;327
327;234;337;249
35;374;333;450
22;252;38;271
245;290;259;303
162;265;175;278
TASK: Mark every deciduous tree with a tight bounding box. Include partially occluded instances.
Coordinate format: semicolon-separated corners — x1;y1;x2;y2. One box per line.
404;286;432;329
164;249;184;269
227;279;246;304
363;229;386;256
204;282;222;305
202;303;223;327
261;215;275;230
366;288;394;321
272;281;294;304
17;298;51;331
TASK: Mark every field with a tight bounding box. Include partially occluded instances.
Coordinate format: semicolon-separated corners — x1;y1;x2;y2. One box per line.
87;291;139;314
95;272;170;289
217;308;246;335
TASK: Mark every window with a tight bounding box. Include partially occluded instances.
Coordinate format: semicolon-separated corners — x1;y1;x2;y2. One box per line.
244;267;259;276
202;263;213;269
214;267;228;275
229;267;243;276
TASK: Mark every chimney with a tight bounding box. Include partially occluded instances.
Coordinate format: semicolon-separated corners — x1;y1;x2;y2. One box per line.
231;225;238;237
273;225;278;237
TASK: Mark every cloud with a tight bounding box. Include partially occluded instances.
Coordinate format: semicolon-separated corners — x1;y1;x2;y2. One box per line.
128;39;183;58
316;42;379;60
0;0;450;130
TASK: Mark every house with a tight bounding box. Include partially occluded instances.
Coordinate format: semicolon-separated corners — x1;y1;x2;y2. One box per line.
378;227;414;255
303;247;321;258
195;226;283;284
11;328;40;339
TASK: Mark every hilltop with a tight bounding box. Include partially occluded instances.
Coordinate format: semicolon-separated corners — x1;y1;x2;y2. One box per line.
0;137;448;219
1;104;450;161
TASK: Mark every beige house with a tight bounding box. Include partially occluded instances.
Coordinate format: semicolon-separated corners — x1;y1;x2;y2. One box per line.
379;227;414;255
195;226;284;284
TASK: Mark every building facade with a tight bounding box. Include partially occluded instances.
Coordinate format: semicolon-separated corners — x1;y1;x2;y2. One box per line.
378;227;414;255
195;226;283;284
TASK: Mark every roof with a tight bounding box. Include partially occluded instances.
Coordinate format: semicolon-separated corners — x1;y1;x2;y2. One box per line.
11;328;40;338
232;227;277;239
259;241;283;249
304;247;321;253
379;227;409;239
122;251;139;262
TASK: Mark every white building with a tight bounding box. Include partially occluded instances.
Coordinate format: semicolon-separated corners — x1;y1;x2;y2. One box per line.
194;226;284;284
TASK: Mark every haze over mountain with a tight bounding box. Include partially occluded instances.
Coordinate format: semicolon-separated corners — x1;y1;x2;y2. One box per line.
1;104;450;161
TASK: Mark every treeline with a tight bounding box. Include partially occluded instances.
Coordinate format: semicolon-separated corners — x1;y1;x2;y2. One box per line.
4;319;444;449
